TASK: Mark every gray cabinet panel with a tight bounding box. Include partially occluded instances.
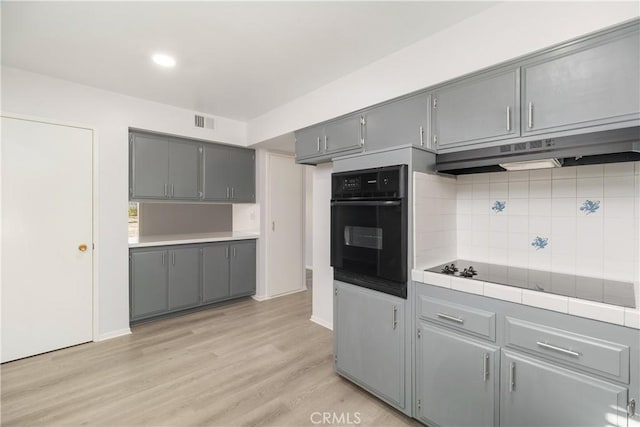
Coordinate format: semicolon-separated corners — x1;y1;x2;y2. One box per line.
523;30;640;135
334;282;404;407
295;126;323;160
168;247;201;310
230;240;256;296
131;133;169;199
500;349;628;427
324;115;363;155
203;144;230;201
202;243;230;303
168;139;200;200
364;93;430;151
229;148;255;202
417;323;498;427
131;249;168;319
433;68;520;149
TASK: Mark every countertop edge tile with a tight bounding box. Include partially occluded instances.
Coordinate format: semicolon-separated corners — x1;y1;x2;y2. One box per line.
568;298;625;326
411;269;424;283
422;271;451;289
450;277;484;296
483;282;523;304
624;309;640;329
129;231;260;248
521;290;569;314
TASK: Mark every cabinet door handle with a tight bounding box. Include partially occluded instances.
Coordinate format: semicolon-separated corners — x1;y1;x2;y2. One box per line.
324;135;328;151
171;184;175;197
231;187;235;198
506;106;511;132
359;115;365;147
436;312;464;324
164;183;168;197
536;341;581;357
172;252;175;265
162;252;165;265
225;247;229;259
233;247;237;257
226;187;230;199
510;362;516;392
316;136;320;152
419;126;424;147
483;353;489;381
528;102;534;129
392;306;398;330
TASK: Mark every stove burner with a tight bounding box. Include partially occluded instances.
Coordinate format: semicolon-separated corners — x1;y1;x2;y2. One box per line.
441;264;459;275
460;265;478;278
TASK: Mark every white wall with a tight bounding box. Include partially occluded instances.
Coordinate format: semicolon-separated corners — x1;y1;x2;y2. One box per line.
310;163;333;329
1;66;247;339
247;2;639;144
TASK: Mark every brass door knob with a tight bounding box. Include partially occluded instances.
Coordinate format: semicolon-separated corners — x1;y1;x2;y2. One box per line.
78;244;88;252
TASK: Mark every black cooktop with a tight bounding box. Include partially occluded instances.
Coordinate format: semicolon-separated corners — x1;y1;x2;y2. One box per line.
426;260;636;309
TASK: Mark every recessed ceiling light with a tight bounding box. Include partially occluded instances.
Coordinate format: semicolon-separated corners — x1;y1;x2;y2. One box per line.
152;53;176;68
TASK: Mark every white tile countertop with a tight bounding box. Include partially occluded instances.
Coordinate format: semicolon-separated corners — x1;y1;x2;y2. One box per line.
128;231;260;248
412;268;640;330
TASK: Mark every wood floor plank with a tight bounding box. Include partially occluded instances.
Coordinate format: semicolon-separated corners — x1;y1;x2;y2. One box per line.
1;289;413;426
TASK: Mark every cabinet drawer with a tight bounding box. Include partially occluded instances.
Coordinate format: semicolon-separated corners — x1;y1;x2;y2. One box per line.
418;296;496;341
504;317;629;383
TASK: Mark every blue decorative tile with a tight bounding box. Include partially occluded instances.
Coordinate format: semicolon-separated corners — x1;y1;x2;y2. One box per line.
491;200;506;213
531;236;549;250
579;199;600;215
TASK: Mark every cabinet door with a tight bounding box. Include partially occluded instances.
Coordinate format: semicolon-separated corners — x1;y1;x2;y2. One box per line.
416;323;498;427
203;144;230;201
168;139;201;200
168;246;201;311
202;243;230;303
334;282;404;407
433;69;520;150
295;126;323;161
130;249;169;319
229;148;255;202
324;115;364;156
523;30;639;135
364;93;430;151
501;350;628;427
130;133;169;199
230;240;256;297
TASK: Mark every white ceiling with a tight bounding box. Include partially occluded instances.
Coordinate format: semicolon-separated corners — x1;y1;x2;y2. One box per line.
1;1;496;122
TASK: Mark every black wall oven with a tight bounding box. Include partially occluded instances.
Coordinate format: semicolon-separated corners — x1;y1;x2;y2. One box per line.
330;165;408;298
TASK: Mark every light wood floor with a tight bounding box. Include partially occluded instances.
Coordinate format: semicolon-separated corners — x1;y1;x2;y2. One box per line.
1;287;416;426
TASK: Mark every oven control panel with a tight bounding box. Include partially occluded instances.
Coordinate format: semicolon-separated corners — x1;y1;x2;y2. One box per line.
332;164;406;199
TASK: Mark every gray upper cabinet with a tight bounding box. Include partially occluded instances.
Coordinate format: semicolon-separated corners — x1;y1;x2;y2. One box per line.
416;322;499;427
202;144;255;203
501;349;628;427
168;246;201;311
202;243;230;303
523;27;640;136
130;132;201;201
364;93;430;151
130;133;169;199
168;139;201;200
130;249;169;320
230;240;256;297
432;68;520;150
295;114;364;165
334;281;405;409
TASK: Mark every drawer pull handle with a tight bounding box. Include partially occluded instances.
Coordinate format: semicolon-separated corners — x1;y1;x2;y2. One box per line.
436;312;464;324
536;341;581;358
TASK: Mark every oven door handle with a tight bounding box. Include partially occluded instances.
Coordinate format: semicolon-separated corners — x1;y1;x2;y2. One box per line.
331;200;402;207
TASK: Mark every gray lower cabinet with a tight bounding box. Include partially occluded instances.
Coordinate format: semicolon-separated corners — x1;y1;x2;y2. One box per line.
334;281;405;408
168;246;201;311
500;349;628;427
202;144;255;203
522;27;639;136
364;93;431;151
432;68;520;150
130;239;256;322
416;322;499;427
130;132;201;201
130;248;169;319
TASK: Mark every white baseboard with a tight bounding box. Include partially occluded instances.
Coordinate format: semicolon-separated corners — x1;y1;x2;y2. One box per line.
310;315;333;331
95;328;131;342
252;286;308;302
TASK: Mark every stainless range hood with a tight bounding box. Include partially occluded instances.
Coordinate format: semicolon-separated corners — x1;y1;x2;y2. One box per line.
435;127;640;174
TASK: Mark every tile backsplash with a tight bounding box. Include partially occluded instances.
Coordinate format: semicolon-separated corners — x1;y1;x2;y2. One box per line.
414;161;640;292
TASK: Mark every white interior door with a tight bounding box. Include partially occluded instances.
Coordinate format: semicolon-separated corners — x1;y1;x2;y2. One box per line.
267;153;303;297
1;116;93;363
